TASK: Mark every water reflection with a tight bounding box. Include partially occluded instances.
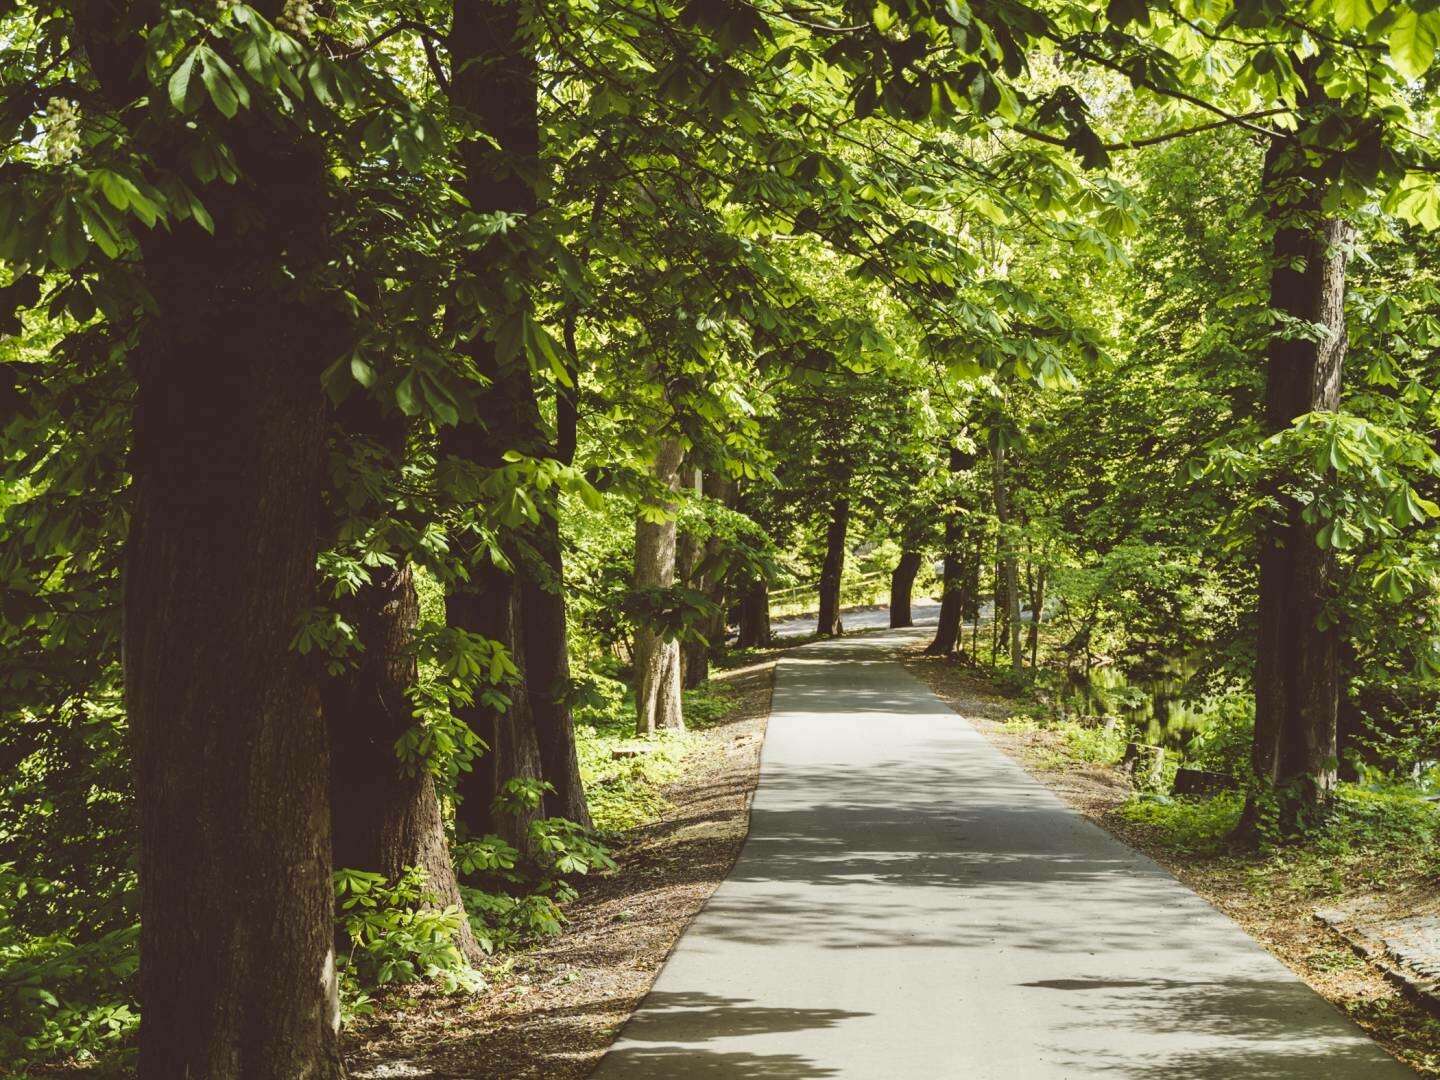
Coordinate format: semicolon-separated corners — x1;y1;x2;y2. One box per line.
1053;661;1213;754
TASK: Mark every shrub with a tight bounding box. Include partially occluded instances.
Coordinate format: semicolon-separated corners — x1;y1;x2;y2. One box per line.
333;866;484;1018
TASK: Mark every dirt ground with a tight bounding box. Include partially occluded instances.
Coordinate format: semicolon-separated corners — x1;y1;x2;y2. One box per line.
903;647;1440;1078
345;660;776;1079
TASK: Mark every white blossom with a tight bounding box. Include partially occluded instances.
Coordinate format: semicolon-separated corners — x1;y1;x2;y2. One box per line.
276;0;315;39
43;97;80;165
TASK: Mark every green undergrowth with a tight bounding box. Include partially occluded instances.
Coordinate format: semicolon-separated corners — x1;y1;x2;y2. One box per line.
574;671;736;832
998;675;1440;900
1118;785;1440;897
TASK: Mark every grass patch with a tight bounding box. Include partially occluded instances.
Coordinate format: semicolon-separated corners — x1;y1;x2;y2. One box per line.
1116;792;1244;855
1114;785;1440;895
1003;712;1127;771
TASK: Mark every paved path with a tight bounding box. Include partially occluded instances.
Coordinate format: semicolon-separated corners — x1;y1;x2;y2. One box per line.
770;598;944;640
594;628;1412;1078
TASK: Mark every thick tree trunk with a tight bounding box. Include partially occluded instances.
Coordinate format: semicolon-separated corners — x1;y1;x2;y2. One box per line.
635;437;687;735
325;564;482;962
737;580;772;648
110;42;347;1067
124;261;345;1077
1242;134;1353;837
816;497;850;637
889;549;923;628
447;0;587;831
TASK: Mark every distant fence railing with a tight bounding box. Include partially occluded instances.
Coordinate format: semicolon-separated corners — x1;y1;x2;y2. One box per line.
768;570;890;620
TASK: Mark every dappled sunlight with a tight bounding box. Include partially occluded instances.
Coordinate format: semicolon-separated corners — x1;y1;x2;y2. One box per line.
595;632;1412;1078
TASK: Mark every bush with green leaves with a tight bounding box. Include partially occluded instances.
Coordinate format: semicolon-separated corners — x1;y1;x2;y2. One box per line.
449;778;617;954
333;866;483;1017
0;864;139;1072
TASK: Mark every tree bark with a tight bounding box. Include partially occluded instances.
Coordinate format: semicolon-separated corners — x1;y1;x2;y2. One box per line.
124;253;345;1077
521;520;590;825
737;580;772;648
889;549;923;628
816;497;850;637
447;0;587;831
448;562;545;850
109;43;347;1073
325;563;482;962
1242;133;1353;837
635;436;687;735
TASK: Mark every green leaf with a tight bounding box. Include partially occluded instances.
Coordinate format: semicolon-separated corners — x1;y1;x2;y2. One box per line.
395;373;419;416
169;47;203;113
200;50;249;118
350;355;375;388
1389;9;1440;79
76;199;123;259
49;204;90;270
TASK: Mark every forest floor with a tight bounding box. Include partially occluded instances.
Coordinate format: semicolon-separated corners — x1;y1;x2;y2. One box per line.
904;648;1440;1079
344;658;776;1079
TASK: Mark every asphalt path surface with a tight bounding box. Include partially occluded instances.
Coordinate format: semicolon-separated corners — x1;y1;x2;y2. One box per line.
594;626;1412;1078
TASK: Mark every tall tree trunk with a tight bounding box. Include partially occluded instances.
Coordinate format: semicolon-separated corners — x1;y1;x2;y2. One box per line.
927;553;964;655
447;0;586;831
110;46;347;1071
326;564;482;962
125;279;345;1077
635;437;687;735
993;436;1022;671
889;549;923;628
737;580;772;648
1241;133;1354;837
816;497;850;637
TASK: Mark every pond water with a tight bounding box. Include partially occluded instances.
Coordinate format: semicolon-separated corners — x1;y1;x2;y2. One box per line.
1054;662;1214;754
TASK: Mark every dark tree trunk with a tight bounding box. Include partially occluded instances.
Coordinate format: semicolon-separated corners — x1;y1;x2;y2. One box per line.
635;437;687;735
126;346;343;1079
448;562;545;849
928;442;972;655
447;0;587;831
889;549;923;628
325;564;482;962
928;555;965;655
737;580;772;648
522;518;590;825
1241;133;1353;838
681;470;733;688
112;54;348;1075
816;497;850;637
